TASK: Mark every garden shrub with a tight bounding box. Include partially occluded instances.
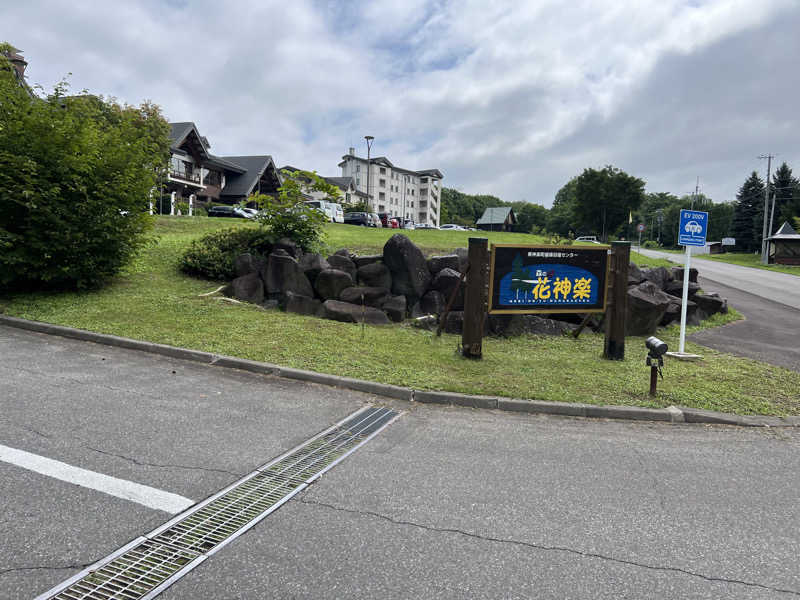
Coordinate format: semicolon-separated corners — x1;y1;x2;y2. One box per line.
643;240;660;249
176;201;189;215
0;43;170;290
180;227;273;280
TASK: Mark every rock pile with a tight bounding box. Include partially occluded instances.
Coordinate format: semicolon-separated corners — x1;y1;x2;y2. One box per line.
224;235;728;337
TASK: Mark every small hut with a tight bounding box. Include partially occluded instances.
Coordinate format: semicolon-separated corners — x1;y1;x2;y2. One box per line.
476;207;516;232
767;221;800;265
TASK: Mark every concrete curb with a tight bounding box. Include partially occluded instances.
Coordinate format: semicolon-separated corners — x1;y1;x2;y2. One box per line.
2;314;796;427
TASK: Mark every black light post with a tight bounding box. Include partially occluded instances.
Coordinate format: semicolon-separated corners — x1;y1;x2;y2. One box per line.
365;135;374;212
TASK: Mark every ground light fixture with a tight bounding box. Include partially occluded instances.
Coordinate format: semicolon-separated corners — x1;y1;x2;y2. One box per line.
645;336;667;396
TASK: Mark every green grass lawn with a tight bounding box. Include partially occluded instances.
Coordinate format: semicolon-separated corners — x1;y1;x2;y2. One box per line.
3;216;798;416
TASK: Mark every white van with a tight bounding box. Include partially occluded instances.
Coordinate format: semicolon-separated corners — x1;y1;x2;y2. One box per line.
303;200;335;222
329;203;344;223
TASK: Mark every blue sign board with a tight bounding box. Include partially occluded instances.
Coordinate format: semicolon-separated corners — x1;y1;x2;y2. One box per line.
678;209;709;247
489;245;609;314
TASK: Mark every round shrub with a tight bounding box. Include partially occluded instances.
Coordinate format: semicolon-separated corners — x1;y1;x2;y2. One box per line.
0;49;170;290
180;227;273;280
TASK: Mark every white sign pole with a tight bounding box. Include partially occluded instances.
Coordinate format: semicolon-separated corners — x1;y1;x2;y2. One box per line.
678;244;692;354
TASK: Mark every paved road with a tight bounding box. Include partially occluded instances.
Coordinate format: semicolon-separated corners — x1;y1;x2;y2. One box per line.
2;326;799;599
637;248;800;309
690;277;800;372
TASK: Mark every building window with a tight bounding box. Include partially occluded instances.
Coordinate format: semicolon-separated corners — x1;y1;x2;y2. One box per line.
411;201;414;208
356;178;360;186
380;167;386;174
345;193;351;202
356;164;360;173
380;179;386;187
379;205;385;211
421;177;428;183
379;192;385;200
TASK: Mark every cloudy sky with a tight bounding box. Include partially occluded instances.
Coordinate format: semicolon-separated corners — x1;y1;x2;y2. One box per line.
5;0;800;206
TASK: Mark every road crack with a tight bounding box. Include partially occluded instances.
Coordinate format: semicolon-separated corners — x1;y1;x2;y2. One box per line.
0;561;93;578
85;445;243;477
299;498;800;597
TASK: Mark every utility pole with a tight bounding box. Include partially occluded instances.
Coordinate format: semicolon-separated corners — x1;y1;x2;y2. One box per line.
692;177;700;209
758;154;774;264
365;136;374;212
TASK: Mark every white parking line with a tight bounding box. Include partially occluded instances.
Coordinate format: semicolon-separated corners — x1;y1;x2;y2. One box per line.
0;444;194;514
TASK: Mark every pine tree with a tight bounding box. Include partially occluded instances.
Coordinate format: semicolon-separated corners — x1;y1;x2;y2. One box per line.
731;172;764;252
772;162;800;231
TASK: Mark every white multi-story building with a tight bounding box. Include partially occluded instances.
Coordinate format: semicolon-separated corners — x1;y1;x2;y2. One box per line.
338;148;443;227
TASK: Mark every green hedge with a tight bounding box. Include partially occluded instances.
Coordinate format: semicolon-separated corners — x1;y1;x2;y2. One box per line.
179;227;273;280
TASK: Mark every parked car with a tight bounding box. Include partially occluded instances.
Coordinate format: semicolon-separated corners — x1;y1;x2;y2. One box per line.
329;203;344;223
415;223;437;230
207;205;251;219
402;219;416;230
344;212;370;226
378;212;396;228
439;223;466;231
239;207;259;219
303;200;335;222
369;213;383;228
576;235;599;243
388;218;400;228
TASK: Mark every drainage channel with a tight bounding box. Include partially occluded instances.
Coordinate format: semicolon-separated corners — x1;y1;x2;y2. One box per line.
36;405;401;600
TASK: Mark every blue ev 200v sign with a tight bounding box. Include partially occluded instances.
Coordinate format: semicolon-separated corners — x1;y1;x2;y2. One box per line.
488;245;610;314
678;209;709;247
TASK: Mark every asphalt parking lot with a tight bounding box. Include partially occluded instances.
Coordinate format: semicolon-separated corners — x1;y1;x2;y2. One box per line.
2;325;799;599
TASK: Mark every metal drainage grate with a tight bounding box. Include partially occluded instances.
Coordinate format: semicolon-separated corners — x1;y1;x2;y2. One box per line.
37;405;400;600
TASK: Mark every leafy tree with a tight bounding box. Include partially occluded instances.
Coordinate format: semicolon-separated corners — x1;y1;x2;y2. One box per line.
573;166;645;241
440;187;507;226
254;169;339;252
344;201;370;213
731;171;764;252
546;178;578;236
510;201;548;233
0;42;170;290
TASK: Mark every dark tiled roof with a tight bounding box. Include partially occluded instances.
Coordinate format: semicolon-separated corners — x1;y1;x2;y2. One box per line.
324;176;355;191
220;155;277;198
476;206;515;225
205;154;246;174
768;221;800;240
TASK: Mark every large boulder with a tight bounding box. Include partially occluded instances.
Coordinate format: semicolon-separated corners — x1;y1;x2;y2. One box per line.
339;286;390;307
273;238;301;259
694;292;727;319
628;262;646;286
235;253;265;278
262;250;313;299
322;300;391;325
454;247;469;273
640;266;673;290
357;262;392;289
626;281;673;336
383;234;432;301
284;291;323;317
228;272;264;305
663;280;701;299
326;254;357;281
428;255;461;275
315;268;354;300
414;290;446;317
660;298;699;327
490;314;573;337
298;253;330;285
383;295;407;322
671;266;699;283
432;267;464;309
353;255;383;268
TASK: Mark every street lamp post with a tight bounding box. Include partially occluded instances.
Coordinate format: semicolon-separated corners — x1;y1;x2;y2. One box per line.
365;136;374;212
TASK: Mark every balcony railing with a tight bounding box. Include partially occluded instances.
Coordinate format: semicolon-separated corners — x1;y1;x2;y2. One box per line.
169;168;201;184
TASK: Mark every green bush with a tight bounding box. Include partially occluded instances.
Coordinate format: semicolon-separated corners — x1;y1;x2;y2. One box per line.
176;201;189;215
0;43;170;290
180;227;273;280
642;240;660;249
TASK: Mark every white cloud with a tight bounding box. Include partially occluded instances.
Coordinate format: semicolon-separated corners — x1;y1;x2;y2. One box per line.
4;0;800;205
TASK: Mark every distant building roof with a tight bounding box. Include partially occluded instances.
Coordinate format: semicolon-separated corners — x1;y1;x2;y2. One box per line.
220;155;278;198
168;122;210;161
768;221;800;240
338;153;442;178
324;176;355;191
476;206;515;225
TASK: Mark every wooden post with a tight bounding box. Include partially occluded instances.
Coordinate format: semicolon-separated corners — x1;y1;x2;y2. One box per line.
603;241;631;360
461;237;489;359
